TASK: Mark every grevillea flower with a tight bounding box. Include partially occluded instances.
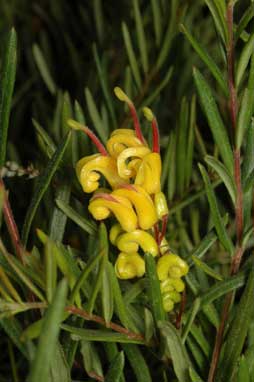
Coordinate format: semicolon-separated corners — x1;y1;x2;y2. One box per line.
69;87;189;313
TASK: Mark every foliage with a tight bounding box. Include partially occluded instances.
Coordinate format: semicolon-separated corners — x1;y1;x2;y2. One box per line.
0;1;254;381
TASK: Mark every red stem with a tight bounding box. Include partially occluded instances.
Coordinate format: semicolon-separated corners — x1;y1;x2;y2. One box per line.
0;179;25;263
129;103;146;144
82;126;108;156
151;118;160;153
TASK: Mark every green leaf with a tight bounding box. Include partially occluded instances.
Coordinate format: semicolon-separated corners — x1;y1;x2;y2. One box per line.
156;0;177;69
236;32;254;88
144;308;155;343
133;0;149;74
141;66;173;107
121;344;152;382
69;252;101;305
236;53;254;149
150;0;162;46
93;44;117;127
93;0;104;44
21;132;71;246
27;278;68;382
166;130;176;201
205;0;227;44
193;68;233;174
159;321;191;382
180;24;228;95
176;97;189;196
217;269;254;381
199;164;234;255
235;5;254;42
185;95;196;188
122;22;142;89
192;255;223;281
50;183;71;242
33;119;56;159
205;155;236;204
188;224;220;266
0;28;17;167
182;298;201;343
145;253;166;323
62;325;145;344
105;351;125;382
85;87;107;144
32;44;56;95
108;263;137;332
55;198;96;235
81;340;103;379
49;343;71;382
44;239;57;303
237;356;250;382
0;317;29;359
189;367;204;382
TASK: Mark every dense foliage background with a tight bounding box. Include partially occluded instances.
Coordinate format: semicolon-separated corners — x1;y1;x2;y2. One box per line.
0;1;254;381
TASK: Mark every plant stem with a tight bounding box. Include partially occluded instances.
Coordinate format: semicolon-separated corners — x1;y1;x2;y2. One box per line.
0;179;25;264
66;305;145;342
208;4;244;381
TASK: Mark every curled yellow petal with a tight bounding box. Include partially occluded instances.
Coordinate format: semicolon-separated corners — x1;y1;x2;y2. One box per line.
113;185;158;230
88;193;137;232
117;147;151;180
109;224;124;246
160;278;185;293
116;230;159;257
162;291;181;312
154;191;169;219
115;252;145;279
157;253;189;281
135;152;162;194
76;154;126;193
106;129;144;158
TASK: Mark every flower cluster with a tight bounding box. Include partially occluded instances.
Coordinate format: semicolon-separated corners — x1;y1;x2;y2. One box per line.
69;88;189;312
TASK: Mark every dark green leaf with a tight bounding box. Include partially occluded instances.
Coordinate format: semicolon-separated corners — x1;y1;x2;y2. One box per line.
32;44;56;95
105;352;125;382
194;68;233;174
0;28;17;167
22;132;71;246
27;279;68;382
121;344;152;382
145;253;166;323
122;22;142;89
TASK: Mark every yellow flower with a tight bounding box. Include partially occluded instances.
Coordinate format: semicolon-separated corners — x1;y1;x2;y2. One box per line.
112;185;158;230
117;146;151;180
157;253;189;280
115;252;145;279
88;192;138;232
76;154;126;193
106;129;145;158
134;152;162;194
114;229;159;257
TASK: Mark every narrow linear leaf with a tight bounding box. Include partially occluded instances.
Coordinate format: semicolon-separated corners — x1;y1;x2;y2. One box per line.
182;298;201;343
81;340;103;380
180;24;228;95
185;95;196;188
62;325;145;344
150;0;162;46
159;321;191;382
0;317;29;359
44;240;57;303
192;255;223;281
237;356;250;382
235;5;254;42
145;253;166;323
142;66;173;107
199;164;234;255
217;269;254;381
205;0;227;44
236;53;254;149
0;28;17;167
205;155;236;204
121;344;152;382
21;132;71;246
200;272;245;306
33;119;56;159
50;183;71;242
55;198;96;235
189;367;204;382
105;351;125;382
93;44;117;127
49;343;71;382
27;279;68;382
85;87;107;144
32;44;56;95
133;0;149;73
194;68;233;174
236;31;254;88
122;22;142;89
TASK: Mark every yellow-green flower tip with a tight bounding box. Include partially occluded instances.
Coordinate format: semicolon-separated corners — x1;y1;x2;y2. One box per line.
154;192;169;219
114;87;132;104
115;252;145;279
67;119;83;131
142;107;154;122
